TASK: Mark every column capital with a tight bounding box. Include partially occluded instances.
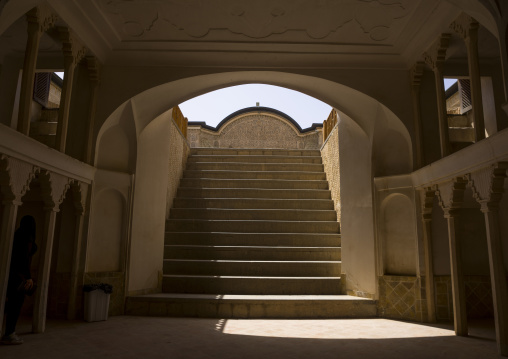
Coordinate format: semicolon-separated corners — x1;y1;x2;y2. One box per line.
450;13;479;43
434;177;467;213
0;155;39;203
26;5;58;34
410;61;425;89
86;56;102;85
423;34;451;71
70;181;89;215
58;27;88;67
39;170;71;212
465;162;508;211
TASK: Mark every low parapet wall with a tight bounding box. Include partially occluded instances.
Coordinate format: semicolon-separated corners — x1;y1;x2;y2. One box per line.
188;107;323;149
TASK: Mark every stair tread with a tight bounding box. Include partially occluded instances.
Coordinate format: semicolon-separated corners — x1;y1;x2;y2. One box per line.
163;275;341;279
164;259;341;264
129;294;372;301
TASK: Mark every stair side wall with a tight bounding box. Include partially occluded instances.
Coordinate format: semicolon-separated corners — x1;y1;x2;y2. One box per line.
166;119;190;220
321;124;341;222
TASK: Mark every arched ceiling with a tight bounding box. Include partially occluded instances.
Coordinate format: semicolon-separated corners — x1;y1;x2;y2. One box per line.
0;0;499;68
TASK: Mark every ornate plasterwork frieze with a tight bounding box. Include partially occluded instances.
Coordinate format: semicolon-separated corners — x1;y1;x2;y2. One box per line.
465;162;508;211
420;187;435;221
26;4;58;34
70;181;89;215
0;155;39;204
423;33;451;71
39;170;71;211
58;27;88;67
449;12;479;41
86;56;102;85
99;0;413;41
434;177;467;216
410;61;425;88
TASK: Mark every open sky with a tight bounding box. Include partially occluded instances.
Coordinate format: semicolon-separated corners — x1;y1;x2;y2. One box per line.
179;84;332;130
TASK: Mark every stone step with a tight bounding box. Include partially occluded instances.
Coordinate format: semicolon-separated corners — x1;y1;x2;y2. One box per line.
183;170;326;180
125;294;377;318
186;162;324;172
162;275;342;295
164;232;341;247
169;208;337;221
163;259;341;277
176;187;331;200
179;178;328;190
164;245;341;261
166;219;340;233
172;197;334;210
188;155;322;164
191;148;321;157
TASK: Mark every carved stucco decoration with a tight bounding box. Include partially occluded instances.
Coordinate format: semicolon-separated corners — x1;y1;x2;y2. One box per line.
434;177;467;216
191;113;321;149
449;13;479;41
0;155;39;204
423;33;451;71
99;0;413;41
58;27;88;66
39;170;71;211
465;162;508;211
70;181;89;215
420;187;434;221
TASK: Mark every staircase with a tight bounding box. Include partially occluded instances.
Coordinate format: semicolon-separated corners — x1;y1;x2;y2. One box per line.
126;148;376;318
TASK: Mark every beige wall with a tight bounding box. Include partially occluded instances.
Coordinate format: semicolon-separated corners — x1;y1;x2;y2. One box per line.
189;111;322;149
166;120;189;219
321;123;340;222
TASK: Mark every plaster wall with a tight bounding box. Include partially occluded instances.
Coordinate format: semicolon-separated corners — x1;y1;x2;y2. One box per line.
337;113;376;297
320;123;340;222
128;110;173;294
166;117;189;219
189;112;321;149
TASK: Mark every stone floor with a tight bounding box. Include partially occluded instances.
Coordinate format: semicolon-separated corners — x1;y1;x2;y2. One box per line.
1;316;502;358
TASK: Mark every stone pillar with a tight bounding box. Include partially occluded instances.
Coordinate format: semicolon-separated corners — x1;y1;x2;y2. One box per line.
54;27;87;153
420;188;436;322
435;177;468;336
423;34;451;157
410;62;425;169
467;163;508;355
32;171;70;333
450;14;485;141
84;57;101;164
67;182;88;320
0;156;38;335
17;6;57;135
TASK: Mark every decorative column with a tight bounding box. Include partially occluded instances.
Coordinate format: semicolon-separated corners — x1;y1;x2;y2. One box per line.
450;13;485;142
67;181;89;320
435;177;468;336
410;62;425;169
84;57;101;164
17;5;58;135
0;156;38;335
32;171;70;333
466;163;508;356
423;34;452;157
420;188;436;322
54;27;87;153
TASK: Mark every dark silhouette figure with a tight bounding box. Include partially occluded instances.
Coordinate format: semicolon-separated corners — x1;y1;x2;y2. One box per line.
1;215;37;345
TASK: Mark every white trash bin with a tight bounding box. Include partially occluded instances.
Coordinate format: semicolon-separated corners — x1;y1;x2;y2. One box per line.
84;289;110;322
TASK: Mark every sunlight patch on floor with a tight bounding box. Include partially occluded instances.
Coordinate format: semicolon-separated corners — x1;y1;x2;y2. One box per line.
220;319;455;339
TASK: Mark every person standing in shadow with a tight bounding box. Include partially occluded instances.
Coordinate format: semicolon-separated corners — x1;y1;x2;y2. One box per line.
1;215;37;345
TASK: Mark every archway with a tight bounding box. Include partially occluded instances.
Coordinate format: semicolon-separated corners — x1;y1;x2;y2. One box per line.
94;71;412;298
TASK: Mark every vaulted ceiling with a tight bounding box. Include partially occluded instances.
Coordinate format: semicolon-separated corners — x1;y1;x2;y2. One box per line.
0;0;500;69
